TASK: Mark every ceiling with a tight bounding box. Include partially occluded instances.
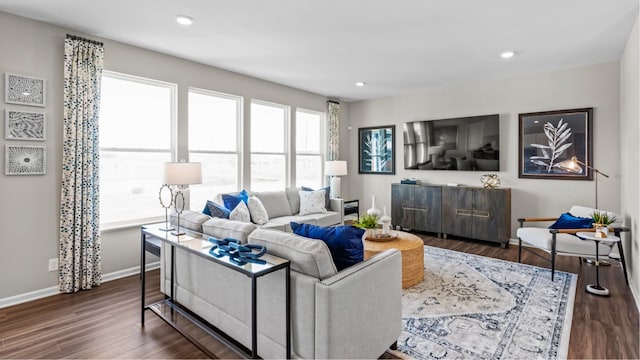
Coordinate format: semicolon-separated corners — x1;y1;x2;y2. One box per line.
0;0;638;102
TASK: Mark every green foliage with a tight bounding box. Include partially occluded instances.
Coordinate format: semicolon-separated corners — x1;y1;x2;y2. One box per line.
592;210;616;226
353;213;379;229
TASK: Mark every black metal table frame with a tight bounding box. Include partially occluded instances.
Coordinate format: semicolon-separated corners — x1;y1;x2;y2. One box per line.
140;224;291;359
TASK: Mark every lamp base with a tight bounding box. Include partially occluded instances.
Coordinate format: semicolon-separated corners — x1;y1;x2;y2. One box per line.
330;176;342;198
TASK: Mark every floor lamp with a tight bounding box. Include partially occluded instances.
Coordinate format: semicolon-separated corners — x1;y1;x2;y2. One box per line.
557;156;609;209
164;162;202;236
325;160;347;198
558;156;611;265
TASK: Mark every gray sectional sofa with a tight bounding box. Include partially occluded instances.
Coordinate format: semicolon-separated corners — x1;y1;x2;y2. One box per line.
161;221;403;359
171;187;344;234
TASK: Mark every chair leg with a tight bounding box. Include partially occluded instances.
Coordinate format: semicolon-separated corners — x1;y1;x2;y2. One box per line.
551;233;557;282
518;238;522;263
617;241;629;286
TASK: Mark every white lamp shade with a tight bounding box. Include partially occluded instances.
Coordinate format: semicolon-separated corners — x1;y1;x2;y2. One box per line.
325;160;348;176
163;162;202;185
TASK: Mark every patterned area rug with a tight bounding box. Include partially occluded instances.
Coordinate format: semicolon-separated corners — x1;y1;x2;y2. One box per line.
396;246;576;360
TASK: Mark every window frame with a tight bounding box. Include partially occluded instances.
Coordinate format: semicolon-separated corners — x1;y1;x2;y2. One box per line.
294;107;327;188
99;70;178;230
187;87;243;209
250;99;291;190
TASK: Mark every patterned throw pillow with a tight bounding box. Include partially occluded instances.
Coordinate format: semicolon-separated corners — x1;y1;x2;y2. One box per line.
229;201;251;222
206;200;230;219
247;196;269;225
299;189;328;216
301;186;331;210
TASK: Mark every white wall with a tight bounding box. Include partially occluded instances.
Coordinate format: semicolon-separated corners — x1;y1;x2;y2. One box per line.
346;62;621;238
620;14;639;306
0;11;328;301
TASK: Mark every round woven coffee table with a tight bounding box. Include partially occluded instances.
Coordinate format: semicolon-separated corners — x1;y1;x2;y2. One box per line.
363;230;424;288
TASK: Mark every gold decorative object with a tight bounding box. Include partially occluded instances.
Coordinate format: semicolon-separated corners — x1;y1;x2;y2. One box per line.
481;174;501;189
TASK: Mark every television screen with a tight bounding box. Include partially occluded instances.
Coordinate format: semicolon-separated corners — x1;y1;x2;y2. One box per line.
403;114;499;171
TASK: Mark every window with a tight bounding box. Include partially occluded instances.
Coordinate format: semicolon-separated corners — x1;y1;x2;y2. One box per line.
99;71;176;226
295;108;325;189
188;88;242;210
251;100;289;191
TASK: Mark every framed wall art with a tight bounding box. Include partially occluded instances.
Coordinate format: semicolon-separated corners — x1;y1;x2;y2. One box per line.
5;110;46;141
518;108;593;180
5;145;46;175
5;73;46;107
359;125;395;174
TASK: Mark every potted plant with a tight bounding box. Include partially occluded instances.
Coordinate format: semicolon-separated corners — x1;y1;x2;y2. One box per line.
353;213;380;230
592;210;616;238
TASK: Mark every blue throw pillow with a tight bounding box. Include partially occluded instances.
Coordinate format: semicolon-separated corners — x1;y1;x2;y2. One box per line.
222;189;249;211
549;212;593;229
206;200;230;219
301;186;331;210
290;222;364;271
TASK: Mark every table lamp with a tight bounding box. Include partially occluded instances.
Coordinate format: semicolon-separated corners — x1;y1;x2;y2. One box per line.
557;156;609;209
325;160;347;198
164;161;202;236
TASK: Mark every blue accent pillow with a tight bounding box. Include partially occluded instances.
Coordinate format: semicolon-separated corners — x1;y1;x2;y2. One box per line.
301;186;331;209
205;200;230;219
290;222;364;271
549;212;593;229
222;189;249;211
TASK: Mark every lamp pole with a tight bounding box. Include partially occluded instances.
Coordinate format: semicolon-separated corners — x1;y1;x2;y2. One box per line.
572;157;609;209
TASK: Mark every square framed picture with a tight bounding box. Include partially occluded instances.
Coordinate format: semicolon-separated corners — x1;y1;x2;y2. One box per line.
358;125;395;174
518;108;593;180
5;110;46;141
5;145;46;175
5;73;46;107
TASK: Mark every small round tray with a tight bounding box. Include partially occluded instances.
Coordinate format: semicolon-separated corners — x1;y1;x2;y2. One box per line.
364;230;398;242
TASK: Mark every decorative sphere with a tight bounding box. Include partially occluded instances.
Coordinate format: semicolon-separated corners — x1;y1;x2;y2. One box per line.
481;174;501;189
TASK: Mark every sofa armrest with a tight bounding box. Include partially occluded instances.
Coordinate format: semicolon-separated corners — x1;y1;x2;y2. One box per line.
314;249;402;359
329;197;345;225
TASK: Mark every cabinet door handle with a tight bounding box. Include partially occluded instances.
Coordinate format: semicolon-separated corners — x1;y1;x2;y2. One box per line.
455;209;474;216
473;210;491;218
403;205;428;212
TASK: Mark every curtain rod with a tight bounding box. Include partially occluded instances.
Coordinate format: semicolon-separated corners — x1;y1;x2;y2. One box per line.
327;100;340;105
66;34;103;47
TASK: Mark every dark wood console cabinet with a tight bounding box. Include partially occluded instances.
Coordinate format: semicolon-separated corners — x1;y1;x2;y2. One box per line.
391;184;442;234
392;183;511;248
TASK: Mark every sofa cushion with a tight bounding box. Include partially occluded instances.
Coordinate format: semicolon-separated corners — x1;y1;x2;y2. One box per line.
248;228;337;279
255;190;293;219
549;212;593;229
229;200;251;222
202;217;257;244
285;187;301;214
301;186;330;209
222;189;250;211
247;196;269;225
290;222;365;271
299;189;328;216
206;200;230;219
170;210;211;233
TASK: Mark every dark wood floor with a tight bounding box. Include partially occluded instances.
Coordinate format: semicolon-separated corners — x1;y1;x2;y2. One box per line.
0;235;637;359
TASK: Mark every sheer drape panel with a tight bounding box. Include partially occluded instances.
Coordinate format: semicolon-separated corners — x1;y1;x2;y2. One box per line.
59;36;104;293
327;100;340;160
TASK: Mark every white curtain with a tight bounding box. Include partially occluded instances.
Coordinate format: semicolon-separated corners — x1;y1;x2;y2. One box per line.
59;35;104;293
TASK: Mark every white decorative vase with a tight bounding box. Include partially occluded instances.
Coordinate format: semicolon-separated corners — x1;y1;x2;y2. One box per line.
367;195;381;217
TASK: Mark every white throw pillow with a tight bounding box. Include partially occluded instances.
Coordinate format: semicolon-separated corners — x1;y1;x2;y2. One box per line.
229;201;251;223
299;189;328;216
247;196;269;225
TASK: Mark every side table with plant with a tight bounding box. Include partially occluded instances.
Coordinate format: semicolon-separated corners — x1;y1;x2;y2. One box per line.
592;210;616;238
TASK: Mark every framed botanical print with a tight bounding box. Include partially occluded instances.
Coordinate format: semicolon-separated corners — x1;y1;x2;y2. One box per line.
359;125;395;174
518;108;593;180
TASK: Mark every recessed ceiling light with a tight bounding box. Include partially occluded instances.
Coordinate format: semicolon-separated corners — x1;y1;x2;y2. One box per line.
176;15;194;26
355;81;366;87
500;51;515;59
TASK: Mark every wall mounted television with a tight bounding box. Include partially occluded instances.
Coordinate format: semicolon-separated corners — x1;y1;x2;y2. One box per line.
403;114;500;171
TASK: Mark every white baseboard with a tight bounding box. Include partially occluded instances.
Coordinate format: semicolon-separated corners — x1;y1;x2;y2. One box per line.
0;261;160;309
